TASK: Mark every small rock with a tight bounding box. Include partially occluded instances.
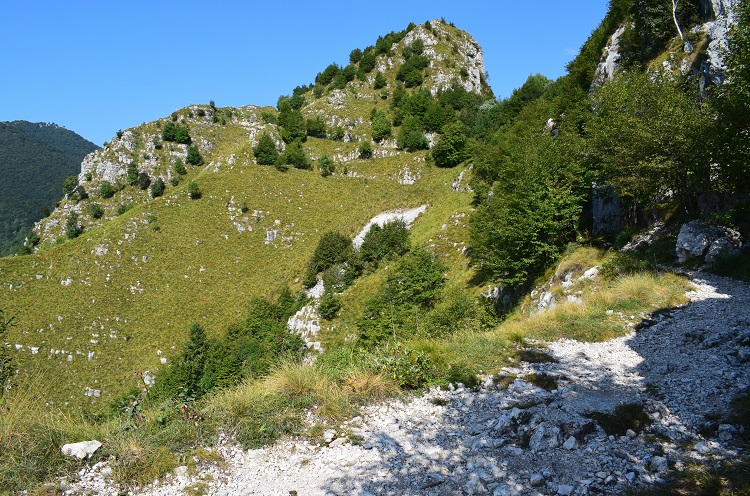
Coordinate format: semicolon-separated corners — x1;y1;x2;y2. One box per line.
60;440;102;460
563;436;577;450
557;484;574;496
626;429;637;438
650;456;668;472
530;473;545;486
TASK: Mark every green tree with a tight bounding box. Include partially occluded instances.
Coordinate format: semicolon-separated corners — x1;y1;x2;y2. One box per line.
282;141;311;170
396;116;429;151
358;141;374;158
373;71;387;89
186;145;204;166
173;158;187;176
65;212;82;239
150;178;165;197
359;219;410;267
349;48;364;64
162;122;192;144
254;135;279;165
305;116;327;138
318;291;342;320
187;181;201;199
318;155;335;177
136;172;151;190
316;63;341;86
89;203;104;219
306;231;356;284
127;162;139;186
371;110;392;142
62;175;78;196
99;181;115;198
431;122;468;167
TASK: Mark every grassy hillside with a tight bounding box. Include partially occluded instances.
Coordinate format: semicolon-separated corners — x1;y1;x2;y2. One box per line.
0;121;98;256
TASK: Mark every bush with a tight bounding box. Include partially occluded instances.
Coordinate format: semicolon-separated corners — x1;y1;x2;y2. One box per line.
431;122;468;167
318;155;335;177
330;126;345;141
359;219;410;267
318;291;342;320
254;135;279;165
307;232;355;278
396;116;429;151
162;122;191;144
136;172;151;190
89;203;104;219
371;110;392;142
127;162;139;186
150;178;165;198
62;175;78;196
99;181;115;199
305;116;327;138
373;71;387;90
117;203;133;215
358;141;373;159
173;159;187;176
282;141;311;170
186;146;203;166
65;212;82;239
187;181;201;199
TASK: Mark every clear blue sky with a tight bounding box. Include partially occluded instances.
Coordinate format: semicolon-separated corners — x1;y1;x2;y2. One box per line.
1;1;609;146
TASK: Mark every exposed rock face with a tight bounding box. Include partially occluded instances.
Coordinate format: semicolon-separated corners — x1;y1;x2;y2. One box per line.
675;220;741;264
591;25;626;89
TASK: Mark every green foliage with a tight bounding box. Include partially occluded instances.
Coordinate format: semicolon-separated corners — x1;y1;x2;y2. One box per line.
173;158;187;176
431;122;468;167
155;293;305;400
305;116;327;138
254;135;279;166
62;175;78;196
318;291;342;320
396;115;428;151
186;146;204;166
305;231;356;284
187;181;201;199
358;141;373;159
373;71;387;89
316;63;340;86
117;203;133;215
359;50;377;74
65;212;82;240
89;203;104;219
277;105;306;144
318;155;335;177
349;48;363;64
330;126;345;141
396;45;429;88
162;122;192;144
370;110;392;142
282;141;311;170
357;249;446;346
136;172;151;190
150;178;165;198
359;219;410;267
127;162;139;186
588;71;712;217
0;120;97;255
99;181;114;199
366;342;436;389
0;309;16;400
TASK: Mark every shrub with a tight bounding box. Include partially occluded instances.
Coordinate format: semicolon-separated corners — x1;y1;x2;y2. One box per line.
330;126;345;141
187;181;201;199
396;116;429;151
117;203;133;215
307;232;355;278
359;219;410;267
358;141;373;159
127;162;139;186
371;110;392;142
62;175;78;196
173;158;187;176
89;203;104;219
305;116;327;138
254;135;279;165
150;178;165;198
282;141;311;170
318;291;342;320
431;122;468;167
162;122;191;144
186;146;203;166
349;48;363;64
318;155;335;177
136;172;151;190
99;181;115;199
65;212;82;239
373;71;387;89
0;309;16;399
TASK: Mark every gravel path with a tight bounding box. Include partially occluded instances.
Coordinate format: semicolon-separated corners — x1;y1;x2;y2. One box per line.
67;272;750;496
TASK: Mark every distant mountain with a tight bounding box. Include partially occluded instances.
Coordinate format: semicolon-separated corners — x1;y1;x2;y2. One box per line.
0;121;98;256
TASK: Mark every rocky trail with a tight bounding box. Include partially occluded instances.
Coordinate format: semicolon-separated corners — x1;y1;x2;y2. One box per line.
66;271;750;495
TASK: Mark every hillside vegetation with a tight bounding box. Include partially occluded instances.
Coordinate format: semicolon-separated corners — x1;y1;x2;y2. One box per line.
1;2;750;492
0;121;98;256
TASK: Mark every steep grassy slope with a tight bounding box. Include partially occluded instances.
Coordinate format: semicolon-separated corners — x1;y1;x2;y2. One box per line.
0;20;485;408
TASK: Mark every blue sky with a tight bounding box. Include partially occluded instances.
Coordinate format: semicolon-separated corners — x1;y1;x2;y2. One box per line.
1;1;609;146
